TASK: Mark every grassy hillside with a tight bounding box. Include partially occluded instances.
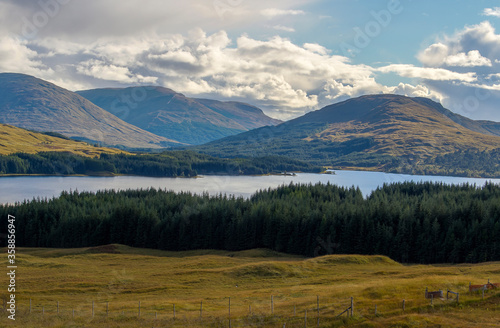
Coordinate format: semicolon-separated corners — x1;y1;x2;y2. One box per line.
2;245;499;327
0;124;126;157
197;94;500;176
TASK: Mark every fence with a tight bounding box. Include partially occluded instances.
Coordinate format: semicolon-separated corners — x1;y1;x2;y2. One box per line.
10;284;498;327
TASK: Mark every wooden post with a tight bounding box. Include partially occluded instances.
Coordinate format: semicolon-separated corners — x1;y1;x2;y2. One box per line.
229;297;231;328
271;295;274;315
42;306;44;315
155;312;157;319
249;304;251;315
106;302;109;317
138;301;141;317
317;295;320;327
457;293;459;304
402;299;405;312
305;309;307;328
294;304;296;316
431;294;433;305
482;288;485;300
29;299;32;314
374;304;377;315
72;309;75;318
57;301;59;314
350;297;354;317
200;300;203;320
92;301;94;317
173;304;176;319
469;282;471;294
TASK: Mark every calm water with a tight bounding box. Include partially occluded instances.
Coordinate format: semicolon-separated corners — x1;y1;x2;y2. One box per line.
1;171;499;205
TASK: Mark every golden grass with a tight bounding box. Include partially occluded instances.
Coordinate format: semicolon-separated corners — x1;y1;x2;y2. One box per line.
1;244;499;327
0;124;126;157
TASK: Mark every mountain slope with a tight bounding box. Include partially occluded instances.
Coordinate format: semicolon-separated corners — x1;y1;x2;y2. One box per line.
77;87;281;145
197;94;500;172
0;73;178;149
0;124;126;156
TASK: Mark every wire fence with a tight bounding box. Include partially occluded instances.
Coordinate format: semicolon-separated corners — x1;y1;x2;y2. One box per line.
8;285;498;327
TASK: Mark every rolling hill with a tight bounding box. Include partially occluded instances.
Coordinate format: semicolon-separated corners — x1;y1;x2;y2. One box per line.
0;73;179;149
77;87;281;145
197;94;500;174
0;123;126;156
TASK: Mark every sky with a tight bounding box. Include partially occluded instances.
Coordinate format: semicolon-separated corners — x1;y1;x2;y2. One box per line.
1;0;500;121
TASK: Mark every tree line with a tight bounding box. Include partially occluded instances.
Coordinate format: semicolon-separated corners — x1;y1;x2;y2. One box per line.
2;182;499;264
0;151;321;177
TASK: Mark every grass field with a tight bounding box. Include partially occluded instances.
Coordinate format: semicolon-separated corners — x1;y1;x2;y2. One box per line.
2;244;499;327
0;124;126;157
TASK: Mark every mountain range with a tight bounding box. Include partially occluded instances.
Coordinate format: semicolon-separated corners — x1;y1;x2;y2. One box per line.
197;94;500;172
76;87;281;145
1;73;500;177
0;73;177;149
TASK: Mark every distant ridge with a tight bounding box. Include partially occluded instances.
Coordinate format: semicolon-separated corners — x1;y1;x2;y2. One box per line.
0;73;178;149
77;87;281;145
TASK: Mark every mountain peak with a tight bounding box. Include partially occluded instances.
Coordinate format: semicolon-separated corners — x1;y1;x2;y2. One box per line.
199;93;500;171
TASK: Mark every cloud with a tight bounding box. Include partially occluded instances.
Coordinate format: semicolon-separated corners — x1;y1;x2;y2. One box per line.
483;7;500;18
272;25;296;32
260;8;306;19
0;36;52;76
377;64;477;82
76;59;158;84
415;21;500;120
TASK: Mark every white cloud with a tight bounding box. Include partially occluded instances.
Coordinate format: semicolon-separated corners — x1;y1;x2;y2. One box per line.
260;8;306;19
76;59;157;84
483;7;500;18
443;50;492;67
419;45;492;67
377;64;477;82
391;83;443;102
414;21;500;120
272;25;296;32
0;36;52;76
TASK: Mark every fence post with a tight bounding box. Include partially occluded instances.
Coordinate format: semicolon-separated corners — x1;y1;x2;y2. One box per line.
271;295;274;315
42;306;44;315
350;297;354;317
482;288;485;300
200;300;203;320
92;301;94;317
374;304;377;315
57;301;59;314
173;304;176;319
317;295;320;327
72;308;75;318
229;297;232;328
106;301;109;317
305;309;307;328
29;299;31;314
138;301;141;317
294;304;296;316
457;293;459;304
402;299;405;312
431;294;433;305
